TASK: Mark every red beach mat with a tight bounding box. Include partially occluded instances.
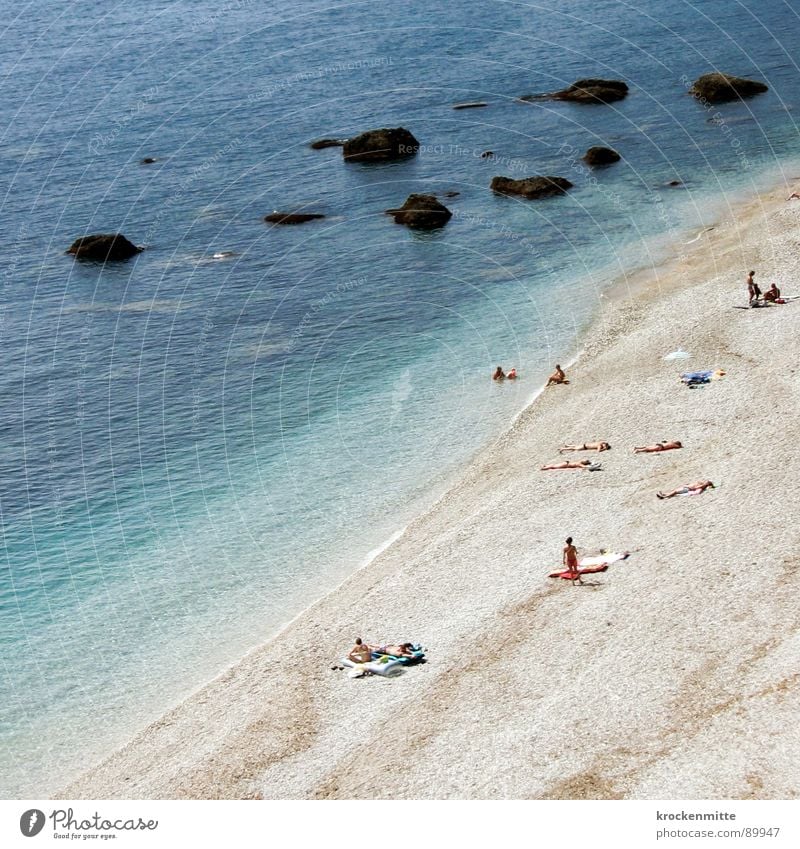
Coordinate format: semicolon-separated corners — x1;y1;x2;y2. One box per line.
548;563;610;579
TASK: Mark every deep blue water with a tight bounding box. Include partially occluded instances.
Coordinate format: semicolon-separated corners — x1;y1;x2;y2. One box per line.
2;0;800;796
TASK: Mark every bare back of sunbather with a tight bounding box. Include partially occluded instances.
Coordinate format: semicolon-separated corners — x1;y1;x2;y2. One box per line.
633;440;682;453
541;459;592;470
377;643;414;657
559;441;610;453
348;638;373;664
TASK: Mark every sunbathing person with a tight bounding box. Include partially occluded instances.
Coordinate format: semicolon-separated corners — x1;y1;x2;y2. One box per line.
541;459;598;470
375;642;416;657
763;283;782;303
559;441;610;453
657;480;715;499
492;366;506;381
633;440;682;453
546;364;569;386
348;637;373;664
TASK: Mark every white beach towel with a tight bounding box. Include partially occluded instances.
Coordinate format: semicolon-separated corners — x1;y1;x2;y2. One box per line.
579;552;630;567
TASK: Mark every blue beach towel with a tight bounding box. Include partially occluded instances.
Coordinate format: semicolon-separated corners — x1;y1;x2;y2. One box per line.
681;370;713;385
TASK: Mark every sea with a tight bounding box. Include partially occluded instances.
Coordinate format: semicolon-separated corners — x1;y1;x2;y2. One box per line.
1;0;799;797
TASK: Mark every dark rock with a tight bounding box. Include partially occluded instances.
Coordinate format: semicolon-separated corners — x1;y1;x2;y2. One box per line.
342;127;419;162
481;150;495;159
666;180;684;187
689;72;768;104
583;146;621;166
386;194;452;229
310;138;346;150
490;175;573;199
520;78;629;105
264;212;326;225
140;157;157;164
443;191;461;198
66;233;142;261
452;101;488;110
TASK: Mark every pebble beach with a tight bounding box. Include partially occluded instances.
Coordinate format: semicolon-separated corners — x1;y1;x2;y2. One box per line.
61;181;800;800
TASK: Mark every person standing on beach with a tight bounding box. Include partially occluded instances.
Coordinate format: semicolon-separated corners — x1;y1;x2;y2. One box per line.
746;270;761;305
563;537;582;585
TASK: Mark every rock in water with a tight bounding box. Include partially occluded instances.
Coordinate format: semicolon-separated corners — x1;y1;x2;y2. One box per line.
342;127;419;162
520;79;628;105
490;176;573;199
386;194;452;229
558;79;628;103
264;212;326;225
519;79;628;104
66;234;142;261
310;138;346;149
583;146;621;166
689;72;768;104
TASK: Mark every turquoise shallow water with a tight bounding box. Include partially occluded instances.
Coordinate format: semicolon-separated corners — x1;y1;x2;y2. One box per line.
1;0;800;796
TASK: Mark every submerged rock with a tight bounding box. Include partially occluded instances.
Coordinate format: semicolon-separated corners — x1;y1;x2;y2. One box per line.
520;78;629;105
342;127;419;162
310;138;346;150
386;194;452;229
689;72;768;104
490;175;573;199
66;233;142;261
583;146;621;166
264;212;326;225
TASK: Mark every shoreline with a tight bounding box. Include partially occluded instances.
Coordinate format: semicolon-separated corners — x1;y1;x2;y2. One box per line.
60;174;800;800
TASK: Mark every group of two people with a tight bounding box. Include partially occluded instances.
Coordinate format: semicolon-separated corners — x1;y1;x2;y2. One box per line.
347;637;416;664
541;439;681;470
746;270;782;306
492;366;517;381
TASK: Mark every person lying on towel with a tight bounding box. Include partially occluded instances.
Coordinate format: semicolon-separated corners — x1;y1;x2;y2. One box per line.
656;480;715;499
374;642;416;658
633;440;682;453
